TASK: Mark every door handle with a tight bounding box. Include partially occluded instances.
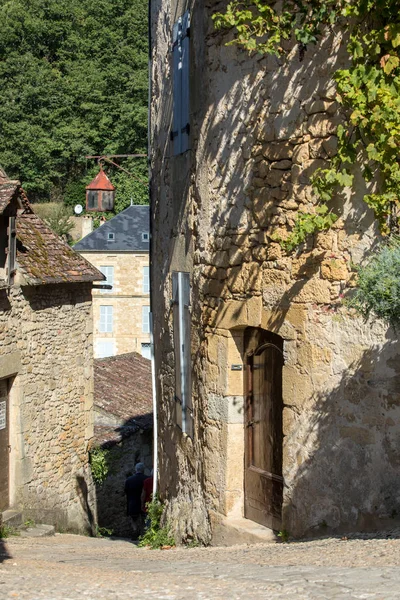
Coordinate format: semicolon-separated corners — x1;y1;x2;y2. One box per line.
247;420;254;428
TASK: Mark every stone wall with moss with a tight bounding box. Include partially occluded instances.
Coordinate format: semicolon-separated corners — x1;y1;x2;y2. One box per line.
151;0;400;541
0;282;95;533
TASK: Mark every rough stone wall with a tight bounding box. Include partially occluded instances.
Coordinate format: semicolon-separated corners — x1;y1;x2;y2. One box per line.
79;252;150;357
95;431;153;537
0;282;95;533
151;0;400;541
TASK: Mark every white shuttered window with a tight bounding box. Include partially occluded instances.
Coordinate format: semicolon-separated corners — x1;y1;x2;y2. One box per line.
99;306;113;333
99;265;114;293
143;266;150;293
142;306;150;333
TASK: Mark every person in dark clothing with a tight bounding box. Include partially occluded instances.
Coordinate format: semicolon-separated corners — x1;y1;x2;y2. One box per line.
124;462;147;539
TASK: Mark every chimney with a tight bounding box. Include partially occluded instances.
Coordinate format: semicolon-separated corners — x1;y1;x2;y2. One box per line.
82;215;93;238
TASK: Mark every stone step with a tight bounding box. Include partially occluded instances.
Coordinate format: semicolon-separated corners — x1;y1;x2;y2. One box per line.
211;516;278;547
2;510;23;528
18;524;55;538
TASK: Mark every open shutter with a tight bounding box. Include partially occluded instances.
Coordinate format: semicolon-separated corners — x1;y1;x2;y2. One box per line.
172;271;193;437
7;217;16;285
171;18;183;155
181;11;191;153
171;12;190;155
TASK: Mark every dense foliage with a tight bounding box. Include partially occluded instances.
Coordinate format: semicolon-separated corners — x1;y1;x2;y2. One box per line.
348;237;400;329
0;0;148;205
214;1;400;251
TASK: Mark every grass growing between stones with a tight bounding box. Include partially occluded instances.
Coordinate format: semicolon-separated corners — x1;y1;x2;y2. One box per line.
138;498;175;550
0;524;20;539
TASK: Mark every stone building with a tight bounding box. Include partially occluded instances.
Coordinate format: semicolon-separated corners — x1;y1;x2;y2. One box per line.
93;352;153;537
150;2;400;543
75;206;151;359
0;169;103;532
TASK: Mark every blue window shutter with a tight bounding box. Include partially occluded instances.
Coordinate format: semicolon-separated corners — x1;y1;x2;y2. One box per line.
172;18;183;155
181;11;191;153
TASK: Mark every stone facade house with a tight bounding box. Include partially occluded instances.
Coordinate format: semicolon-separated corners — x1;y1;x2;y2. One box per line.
75;206;151;359
93;352;153;537
0;168;103;532
150;2;400;543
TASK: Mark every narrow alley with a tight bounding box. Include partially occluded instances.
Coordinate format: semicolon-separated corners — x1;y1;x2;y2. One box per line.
1;533;400;599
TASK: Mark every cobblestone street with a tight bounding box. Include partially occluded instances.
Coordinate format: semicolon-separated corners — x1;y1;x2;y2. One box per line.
1;533;400;599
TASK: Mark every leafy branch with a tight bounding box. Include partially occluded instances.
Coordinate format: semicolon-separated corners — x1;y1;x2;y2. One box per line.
213;1;400;250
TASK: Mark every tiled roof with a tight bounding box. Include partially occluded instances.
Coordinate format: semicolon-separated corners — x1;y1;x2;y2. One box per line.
93;352;153;447
86;169;115;191
0;182;19;213
16;212;105;285
74;205;150;252
94;352;153;423
0;169;104;286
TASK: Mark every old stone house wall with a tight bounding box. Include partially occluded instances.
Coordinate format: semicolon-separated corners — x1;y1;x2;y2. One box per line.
0;281;95;532
151;0;400;542
95;431;153;537
79;252;150;358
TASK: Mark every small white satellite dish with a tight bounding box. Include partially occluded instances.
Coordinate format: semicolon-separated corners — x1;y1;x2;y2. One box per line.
74;204;83;215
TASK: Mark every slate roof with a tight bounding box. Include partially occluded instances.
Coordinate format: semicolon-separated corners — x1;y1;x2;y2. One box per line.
93;352;153;447
74;205;150;252
0;169;104;286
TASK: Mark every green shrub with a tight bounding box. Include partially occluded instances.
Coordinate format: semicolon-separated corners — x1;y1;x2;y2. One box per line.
138;497;175;549
0;524;19;538
89;446;110;485
348;237;400;330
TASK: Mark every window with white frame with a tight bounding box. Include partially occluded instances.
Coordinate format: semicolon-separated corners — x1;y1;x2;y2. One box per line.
99;265;114;293
142;305;150;333
141;343;151;360
143;266;150;293
99;305;113;333
96;339;115;358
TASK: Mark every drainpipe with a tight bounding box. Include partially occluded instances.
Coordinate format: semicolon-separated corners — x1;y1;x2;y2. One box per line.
148;0;158;500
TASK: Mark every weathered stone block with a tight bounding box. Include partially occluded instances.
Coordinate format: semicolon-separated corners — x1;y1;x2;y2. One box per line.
271;159;292;170
292;278;331;303
262;141;293;161
228;263;262;294
321;258;349;281
291;159;327;185
292;143;310;165
307;114;342;138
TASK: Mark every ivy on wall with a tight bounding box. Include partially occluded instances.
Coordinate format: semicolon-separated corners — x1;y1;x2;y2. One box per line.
213;1;400;251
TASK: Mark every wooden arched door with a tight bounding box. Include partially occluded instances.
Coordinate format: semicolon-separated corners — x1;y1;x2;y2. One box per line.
244;328;283;530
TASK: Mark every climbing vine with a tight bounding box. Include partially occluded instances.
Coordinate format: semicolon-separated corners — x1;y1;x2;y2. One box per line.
213;1;400;251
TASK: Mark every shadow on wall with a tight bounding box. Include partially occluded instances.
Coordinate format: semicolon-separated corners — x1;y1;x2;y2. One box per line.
76;475;96;537
92;414;153;538
284;337;400;538
152;2;391;535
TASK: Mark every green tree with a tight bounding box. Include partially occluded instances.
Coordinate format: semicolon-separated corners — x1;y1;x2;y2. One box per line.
0;0;148;203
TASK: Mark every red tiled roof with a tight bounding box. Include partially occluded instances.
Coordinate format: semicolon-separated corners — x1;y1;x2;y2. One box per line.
0;170;104;286
94;352;153;426
93;352;153;447
0;182;18;213
86;169;115;191
16;212;105;285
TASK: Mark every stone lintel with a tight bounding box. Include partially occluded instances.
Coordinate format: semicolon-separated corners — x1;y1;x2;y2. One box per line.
0;352;21;380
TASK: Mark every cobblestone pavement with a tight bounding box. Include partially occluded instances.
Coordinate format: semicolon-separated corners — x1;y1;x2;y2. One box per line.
1;532;400;599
